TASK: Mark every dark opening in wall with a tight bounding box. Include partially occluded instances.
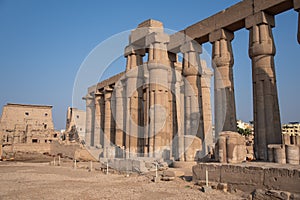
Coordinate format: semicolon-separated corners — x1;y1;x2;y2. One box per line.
44;124;47;129
25;112;29;116
32;139;38;143
45;113;48;116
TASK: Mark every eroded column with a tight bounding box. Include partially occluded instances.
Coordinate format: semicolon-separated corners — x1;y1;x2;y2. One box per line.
124;45;145;158
83;93;95;147
146;32;170;158
209;29;237;139
200;61;213;154
93;92;102;147
246;12;282;161
114;81;125;148
103;87;113;158
180;40;204;161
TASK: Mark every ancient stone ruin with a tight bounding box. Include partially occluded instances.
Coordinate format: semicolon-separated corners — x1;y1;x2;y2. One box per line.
84;0;300;167
0;103;59;145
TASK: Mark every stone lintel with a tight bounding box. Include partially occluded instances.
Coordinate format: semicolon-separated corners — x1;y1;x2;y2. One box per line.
167;31;186;53
180;41;202;54
96;72;125;90
104;86;113;92
294;0;300;10
95;91;104;97
184;0;253;44
254;0;294;14
245;12;275;29
209;29;234;43
124;45;145;57
82;94;94;101
145;32;170;47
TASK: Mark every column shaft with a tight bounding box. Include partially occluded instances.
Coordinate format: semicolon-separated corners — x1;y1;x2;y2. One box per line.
209;29;237;139
103;89;112;157
93;95;101;146
246;12;282;161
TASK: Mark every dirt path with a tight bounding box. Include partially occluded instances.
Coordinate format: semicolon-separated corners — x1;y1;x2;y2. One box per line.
0;161;243;200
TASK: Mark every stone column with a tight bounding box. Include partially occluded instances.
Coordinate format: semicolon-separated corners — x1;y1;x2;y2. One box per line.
124;45;145;158
114;81;125;148
246;12;282;161
174;60;185;161
180;41;204;160
294;0;300;43
200;61;213;154
83;93;95;147
209;29;237;139
146;32;170;158
93;92;102;147
103;86;113;158
167;52;179;160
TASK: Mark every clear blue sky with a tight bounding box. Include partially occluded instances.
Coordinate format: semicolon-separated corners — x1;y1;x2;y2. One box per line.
0;0;299;130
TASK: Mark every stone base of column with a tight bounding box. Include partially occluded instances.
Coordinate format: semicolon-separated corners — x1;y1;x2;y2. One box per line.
215;131;246;164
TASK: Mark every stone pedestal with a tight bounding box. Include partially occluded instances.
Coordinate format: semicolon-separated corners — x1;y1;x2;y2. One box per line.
285;145;300;165
246;12;282;161
215;131;246;163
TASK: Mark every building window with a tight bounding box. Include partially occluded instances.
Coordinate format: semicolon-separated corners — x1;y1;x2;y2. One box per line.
80;128;82;131
76;115;79;119
32;139;38;143
45;113;48;117
44;124;47;129
25;112;29;116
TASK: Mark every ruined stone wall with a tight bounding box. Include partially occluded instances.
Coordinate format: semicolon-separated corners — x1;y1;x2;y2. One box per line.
193;162;300;194
0;103;54;131
0;103;57;145
65;107;86;141
13;143;51;153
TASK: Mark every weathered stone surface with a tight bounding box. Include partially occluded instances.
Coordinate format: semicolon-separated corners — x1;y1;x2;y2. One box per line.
215;131;246;163
252;189;291;200
193;162;300;194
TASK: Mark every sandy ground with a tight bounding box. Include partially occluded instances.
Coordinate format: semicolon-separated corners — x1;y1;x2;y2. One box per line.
0;160;244;200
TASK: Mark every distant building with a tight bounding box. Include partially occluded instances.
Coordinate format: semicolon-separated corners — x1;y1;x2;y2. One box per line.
282;122;300;136
0;103;59;145
65;107;86;142
237;120;253;132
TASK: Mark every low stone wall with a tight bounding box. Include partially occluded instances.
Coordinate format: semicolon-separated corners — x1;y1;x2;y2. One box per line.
193;162;300;194
13;143;51;153
50;141;80;158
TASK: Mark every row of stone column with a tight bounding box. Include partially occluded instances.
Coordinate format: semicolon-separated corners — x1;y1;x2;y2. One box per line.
208;11;284;161
85;31;214;160
85;8;299;161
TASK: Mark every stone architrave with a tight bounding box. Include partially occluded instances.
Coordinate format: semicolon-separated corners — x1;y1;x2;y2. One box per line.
246;11;282;161
209;29;237;139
